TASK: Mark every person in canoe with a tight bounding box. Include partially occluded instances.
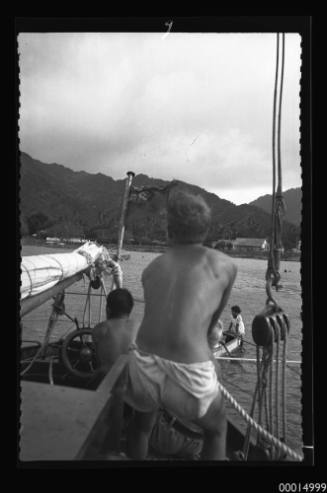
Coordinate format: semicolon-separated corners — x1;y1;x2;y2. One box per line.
226;305;246;352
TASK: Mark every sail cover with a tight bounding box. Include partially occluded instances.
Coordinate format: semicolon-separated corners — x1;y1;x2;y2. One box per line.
21;242;109;300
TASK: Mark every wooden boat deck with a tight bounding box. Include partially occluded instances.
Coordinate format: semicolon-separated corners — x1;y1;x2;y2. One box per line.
20;349;266;462
20;356;128;461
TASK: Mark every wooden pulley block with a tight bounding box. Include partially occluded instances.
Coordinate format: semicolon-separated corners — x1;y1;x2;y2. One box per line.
274;312;290;341
90;276;101;289
52;291;65;315
252;304;290;347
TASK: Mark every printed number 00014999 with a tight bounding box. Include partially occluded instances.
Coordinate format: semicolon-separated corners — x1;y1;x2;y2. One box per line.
278;485;326;492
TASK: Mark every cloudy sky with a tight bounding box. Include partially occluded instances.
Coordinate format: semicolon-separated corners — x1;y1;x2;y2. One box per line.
18;32;301;204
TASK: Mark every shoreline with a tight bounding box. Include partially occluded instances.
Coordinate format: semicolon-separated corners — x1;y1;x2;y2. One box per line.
21;237;301;262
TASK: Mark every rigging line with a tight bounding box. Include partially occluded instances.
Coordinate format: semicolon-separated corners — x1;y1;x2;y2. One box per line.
243;380;259;460
217;377;303;461
82;282;92;327
256;346;263;431
20;346;43;376
287;364;301;376
242;339;257;347
277;33;285;193
215;356;301;364
88;291;92;328
282;337;287;441
49;356;54;385
269;344;274;447
274;331;280;458
271;32;280;257
99;283;104;324
243;355;267;459
263;383;271;437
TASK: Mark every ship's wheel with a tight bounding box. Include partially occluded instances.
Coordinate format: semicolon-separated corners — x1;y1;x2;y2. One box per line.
61;328;100;379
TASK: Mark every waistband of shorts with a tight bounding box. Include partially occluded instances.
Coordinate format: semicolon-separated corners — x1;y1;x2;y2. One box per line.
129;344;215;369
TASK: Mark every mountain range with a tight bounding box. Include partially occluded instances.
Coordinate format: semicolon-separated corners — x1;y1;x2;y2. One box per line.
19;152;300;249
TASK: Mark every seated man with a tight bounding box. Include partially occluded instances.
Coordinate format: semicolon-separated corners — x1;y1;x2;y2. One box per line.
124;189;237;460
92;288;135;374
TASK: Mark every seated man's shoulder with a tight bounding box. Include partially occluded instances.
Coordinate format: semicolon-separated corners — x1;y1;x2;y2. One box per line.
92;320;111;339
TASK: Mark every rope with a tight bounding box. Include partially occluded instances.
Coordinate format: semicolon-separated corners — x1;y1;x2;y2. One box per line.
274;328;280;458
216;356;301;364
217;379;303;461
88;286;92;327
257;346;273;453
49;356;55;385
263;382;270;435
243;373;261;459
99;283;104;324
271;32;279;251
20;346;43;376
266;32;286;296
256;346;263;429
269;344;274;440
281;337;287;441
277;33;285;191
242;339;257;348
82;282;92;327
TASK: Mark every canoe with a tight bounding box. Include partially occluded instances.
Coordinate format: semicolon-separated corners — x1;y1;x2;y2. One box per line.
212;334;241;358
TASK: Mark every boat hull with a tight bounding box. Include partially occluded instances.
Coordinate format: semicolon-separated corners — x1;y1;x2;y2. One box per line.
212;335;241;358
20;340;268;461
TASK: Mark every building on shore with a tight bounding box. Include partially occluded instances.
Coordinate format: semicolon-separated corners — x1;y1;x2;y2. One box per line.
232;237;270;253
63;238;85;245
45;237;61;245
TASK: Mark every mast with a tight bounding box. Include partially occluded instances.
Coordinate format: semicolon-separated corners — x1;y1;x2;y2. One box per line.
116;171;135;261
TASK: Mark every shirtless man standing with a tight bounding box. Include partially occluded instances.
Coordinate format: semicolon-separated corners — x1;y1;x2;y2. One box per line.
125;190;237;460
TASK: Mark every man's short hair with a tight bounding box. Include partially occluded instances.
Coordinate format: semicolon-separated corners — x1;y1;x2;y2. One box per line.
231;305;241;314
167;190;211;244
106;288;134;318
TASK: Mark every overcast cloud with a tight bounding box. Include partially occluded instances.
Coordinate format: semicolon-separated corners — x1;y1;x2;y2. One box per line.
18;32;301;204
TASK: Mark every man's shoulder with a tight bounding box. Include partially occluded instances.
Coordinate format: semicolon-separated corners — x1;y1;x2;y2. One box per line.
206;248;236;272
93;320;111;336
142;253;166;274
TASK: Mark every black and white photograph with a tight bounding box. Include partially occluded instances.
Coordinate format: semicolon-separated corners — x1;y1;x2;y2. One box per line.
17;18;312;468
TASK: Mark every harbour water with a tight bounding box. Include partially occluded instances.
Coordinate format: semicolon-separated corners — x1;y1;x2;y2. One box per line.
21;245;303;457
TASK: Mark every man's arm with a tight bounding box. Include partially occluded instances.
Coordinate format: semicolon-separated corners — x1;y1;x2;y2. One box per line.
225;321;233;333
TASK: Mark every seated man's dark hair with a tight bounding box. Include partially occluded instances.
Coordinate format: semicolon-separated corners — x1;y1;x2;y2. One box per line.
167;190;211;244
106;288;134;318
231;305;241;314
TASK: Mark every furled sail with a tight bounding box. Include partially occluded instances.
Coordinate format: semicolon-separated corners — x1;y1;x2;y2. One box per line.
21;242;117;300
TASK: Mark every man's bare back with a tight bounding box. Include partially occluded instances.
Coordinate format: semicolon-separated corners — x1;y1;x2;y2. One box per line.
92;288;135;373
136;244;237;364
93;318;134;373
